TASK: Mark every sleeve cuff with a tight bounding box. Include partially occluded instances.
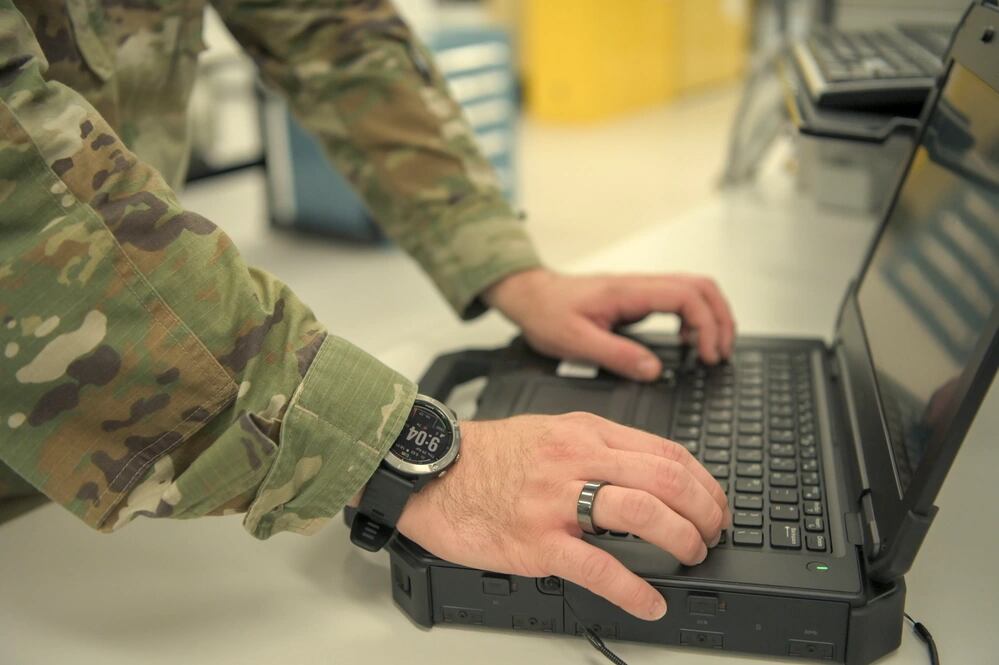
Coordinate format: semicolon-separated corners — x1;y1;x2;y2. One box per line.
243;335;417;539
405;205;544;320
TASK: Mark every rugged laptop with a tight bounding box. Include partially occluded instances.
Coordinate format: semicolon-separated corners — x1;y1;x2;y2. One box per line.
384;4;999;663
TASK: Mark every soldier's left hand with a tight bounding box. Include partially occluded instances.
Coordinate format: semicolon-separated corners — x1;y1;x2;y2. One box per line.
484;268;735;382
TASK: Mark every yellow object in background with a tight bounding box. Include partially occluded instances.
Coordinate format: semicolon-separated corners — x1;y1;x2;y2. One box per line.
521;0;748;122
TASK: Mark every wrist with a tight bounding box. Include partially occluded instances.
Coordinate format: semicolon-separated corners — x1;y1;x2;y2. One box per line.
483;267;555;318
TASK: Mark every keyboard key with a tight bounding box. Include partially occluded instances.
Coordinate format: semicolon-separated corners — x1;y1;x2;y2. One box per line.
735;494;763;510
771;443;795;457
704;449;731;463
708;409;733;422
717;529;727;545
802;472;820;485
705;436;731;449
673;426;700;439
708;398;734;409
804;501;823;516
736;463;763;478
737;448;763;463
800;446;817;459
770;472;798;488
735;478;763;494
739;422;763;435
770;488;799;504
733;529;764;546
770;417;795;430
707;422;733;435
717;479;729;494
740;397;763;409
770;524;802;549
770;430;794;443
677;440;700;454
770;504;800;521
803;486;821;501
771;404;793;416
733;511;763;528
738;410;762;421
801;459;818;472
805;516;825;532
738;436;763;449
707;464;730;479
679;400;704;414
806;534;827;552
676;413;703;427
770;458;796;472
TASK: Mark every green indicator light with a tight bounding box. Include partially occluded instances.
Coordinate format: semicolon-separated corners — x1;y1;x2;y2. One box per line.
816;565;829;571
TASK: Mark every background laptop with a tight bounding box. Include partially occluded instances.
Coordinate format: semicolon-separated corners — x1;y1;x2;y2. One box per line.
387;3;999;662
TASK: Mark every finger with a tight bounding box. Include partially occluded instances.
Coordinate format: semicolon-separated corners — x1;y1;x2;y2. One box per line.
678;276;736;358
594;420;730;519
545;535;668;621
588;485;708;565
571;321;663;382
614;279;722;365
597;450;727;543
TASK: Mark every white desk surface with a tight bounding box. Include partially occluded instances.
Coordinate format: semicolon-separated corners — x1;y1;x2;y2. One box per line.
2;171;996;665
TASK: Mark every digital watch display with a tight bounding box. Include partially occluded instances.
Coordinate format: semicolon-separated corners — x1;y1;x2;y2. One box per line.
350;395;461;552
388;401;455;466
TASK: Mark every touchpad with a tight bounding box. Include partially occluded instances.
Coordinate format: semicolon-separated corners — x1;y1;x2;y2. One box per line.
519;381;620;421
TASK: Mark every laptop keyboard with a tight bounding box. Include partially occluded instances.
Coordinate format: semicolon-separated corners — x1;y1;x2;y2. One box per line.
601;348;830;554
676;350;828;552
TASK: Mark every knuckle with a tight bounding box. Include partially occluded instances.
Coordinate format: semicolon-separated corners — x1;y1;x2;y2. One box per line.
660;438;687;462
622;492;660;530
707;504;724;535
539;436;578;465
536;533;565;571
567;411;600;426
604;279;626;299
677;523;705;563
579;551;614;589
655;459;691;498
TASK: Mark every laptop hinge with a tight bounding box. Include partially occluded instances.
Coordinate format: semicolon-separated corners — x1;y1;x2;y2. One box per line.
859;492;880;559
832;343;881;557
868;506;938;583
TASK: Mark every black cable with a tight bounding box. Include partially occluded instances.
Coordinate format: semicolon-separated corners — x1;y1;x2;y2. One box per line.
564;596;629;665
905;613;940;665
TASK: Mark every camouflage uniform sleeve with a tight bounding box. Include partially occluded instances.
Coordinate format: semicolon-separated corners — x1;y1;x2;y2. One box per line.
212;0;544;319
0;2;416;538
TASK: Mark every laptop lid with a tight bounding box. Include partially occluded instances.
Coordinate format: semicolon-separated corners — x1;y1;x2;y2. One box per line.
833;2;999;579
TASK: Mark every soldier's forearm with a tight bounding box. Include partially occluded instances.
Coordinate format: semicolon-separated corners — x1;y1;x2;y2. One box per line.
214;0;544;318
0;1;415;537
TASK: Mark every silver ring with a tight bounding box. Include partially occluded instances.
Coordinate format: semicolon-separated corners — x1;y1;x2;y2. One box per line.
577;481;610;535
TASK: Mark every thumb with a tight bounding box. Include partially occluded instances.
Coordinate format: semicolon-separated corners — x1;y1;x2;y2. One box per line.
574;323;662;382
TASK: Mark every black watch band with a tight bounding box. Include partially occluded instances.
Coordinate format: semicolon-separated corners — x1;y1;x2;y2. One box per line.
349;394;460;553
350;467;416;552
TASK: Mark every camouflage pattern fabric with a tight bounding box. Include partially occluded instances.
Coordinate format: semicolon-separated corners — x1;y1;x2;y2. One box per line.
0;0;539;537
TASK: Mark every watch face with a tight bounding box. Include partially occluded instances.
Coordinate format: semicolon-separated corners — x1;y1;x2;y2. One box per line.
390;401;455;467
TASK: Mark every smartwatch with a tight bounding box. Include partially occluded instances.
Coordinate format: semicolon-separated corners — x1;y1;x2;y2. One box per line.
349;394;461;552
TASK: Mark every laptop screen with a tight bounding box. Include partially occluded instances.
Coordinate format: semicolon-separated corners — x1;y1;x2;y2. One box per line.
856;62;999;495
858;63;999;495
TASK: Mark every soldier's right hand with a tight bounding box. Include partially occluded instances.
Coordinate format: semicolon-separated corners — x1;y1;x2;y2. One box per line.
397;412;731;620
